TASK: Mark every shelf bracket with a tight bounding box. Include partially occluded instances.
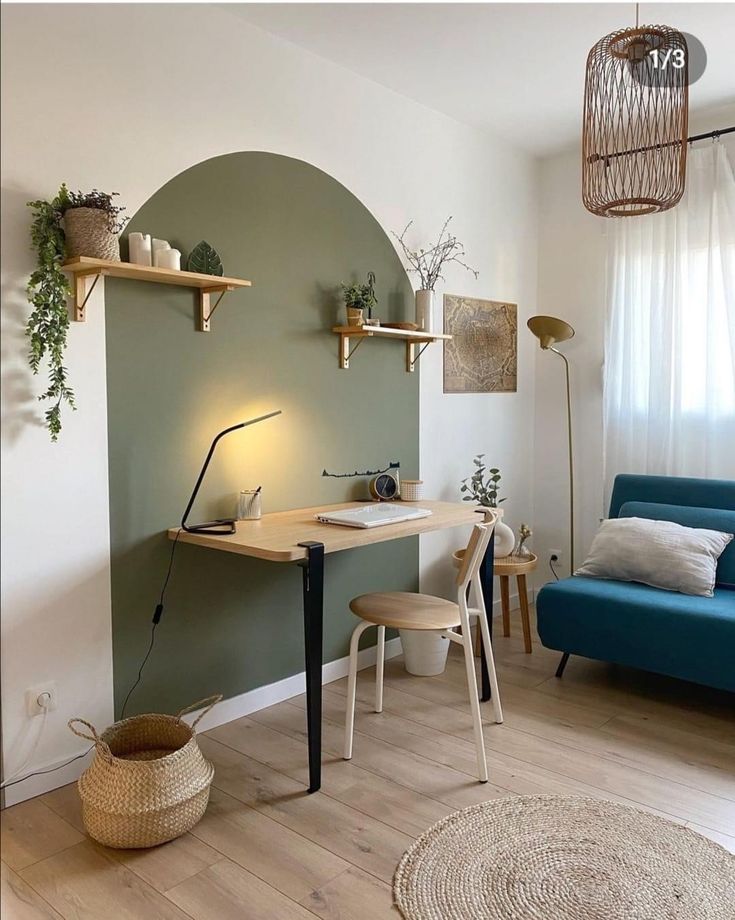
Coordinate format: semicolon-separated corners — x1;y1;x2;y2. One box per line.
406;340;430;372
199;285;234;332
338;333;366;369
73;271;102;322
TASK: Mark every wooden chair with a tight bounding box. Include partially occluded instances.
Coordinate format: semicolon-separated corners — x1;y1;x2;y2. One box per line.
343;521;503;782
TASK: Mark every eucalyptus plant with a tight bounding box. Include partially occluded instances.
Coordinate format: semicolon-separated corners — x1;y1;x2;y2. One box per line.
26;184;75;440
461;454;506;508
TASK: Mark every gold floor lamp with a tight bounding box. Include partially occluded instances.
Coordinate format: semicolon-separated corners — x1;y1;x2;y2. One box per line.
527;315;576;575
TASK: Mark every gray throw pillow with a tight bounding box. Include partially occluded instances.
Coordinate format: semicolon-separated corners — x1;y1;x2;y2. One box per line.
575;517;733;597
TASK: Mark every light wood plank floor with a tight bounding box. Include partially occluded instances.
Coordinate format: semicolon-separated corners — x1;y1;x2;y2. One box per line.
3;608;734;919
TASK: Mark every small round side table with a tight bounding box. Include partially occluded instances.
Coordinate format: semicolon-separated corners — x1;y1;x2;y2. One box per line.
494;553;537;653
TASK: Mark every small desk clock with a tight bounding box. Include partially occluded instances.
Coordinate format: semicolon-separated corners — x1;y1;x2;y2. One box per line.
369;472;399;501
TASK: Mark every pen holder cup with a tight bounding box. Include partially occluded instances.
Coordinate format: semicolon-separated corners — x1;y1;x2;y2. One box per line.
400;480;424;502
238;491;262;521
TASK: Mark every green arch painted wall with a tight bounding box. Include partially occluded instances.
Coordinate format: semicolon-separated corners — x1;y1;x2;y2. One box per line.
105;152;419;715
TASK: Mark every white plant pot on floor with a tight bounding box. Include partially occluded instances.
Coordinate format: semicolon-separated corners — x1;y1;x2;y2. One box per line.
399;628;450;676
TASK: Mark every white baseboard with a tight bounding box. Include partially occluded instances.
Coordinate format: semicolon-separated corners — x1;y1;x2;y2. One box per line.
3;591;528;807
2;636;403;806
190;635;403;734
3;749;96;808
497;589;534;614
189;594;528;736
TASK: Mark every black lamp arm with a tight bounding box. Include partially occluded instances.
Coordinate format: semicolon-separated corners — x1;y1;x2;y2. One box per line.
181;423;245;532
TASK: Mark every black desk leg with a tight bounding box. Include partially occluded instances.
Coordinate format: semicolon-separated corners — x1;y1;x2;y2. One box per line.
298;541;325;793
478;530;495;701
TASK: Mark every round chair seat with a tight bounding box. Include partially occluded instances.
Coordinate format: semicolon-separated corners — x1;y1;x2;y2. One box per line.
349;592;461;630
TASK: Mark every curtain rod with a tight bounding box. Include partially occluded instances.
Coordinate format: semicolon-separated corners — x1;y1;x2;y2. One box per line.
687;126;735;144
588;125;735;163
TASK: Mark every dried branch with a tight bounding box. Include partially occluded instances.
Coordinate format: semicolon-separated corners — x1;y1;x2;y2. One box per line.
392;216;478;291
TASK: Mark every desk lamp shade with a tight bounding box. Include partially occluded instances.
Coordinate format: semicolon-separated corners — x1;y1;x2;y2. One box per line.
181;410;282;535
582;23;688;217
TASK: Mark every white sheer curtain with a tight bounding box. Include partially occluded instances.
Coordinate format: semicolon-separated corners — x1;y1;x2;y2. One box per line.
604;142;735;496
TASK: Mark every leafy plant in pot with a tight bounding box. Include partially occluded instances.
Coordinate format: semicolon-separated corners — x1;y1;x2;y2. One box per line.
62;187;127;261
341;272;378;327
393;217;478;334
461;455;515;557
25;184;127;440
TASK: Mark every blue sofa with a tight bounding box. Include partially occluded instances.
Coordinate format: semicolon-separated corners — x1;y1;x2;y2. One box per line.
536;474;735;693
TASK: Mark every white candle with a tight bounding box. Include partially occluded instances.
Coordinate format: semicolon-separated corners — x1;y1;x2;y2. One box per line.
154;248;181;270
152;238;171;263
128;232;152;266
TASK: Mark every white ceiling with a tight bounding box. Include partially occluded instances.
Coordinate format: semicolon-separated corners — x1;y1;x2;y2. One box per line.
229;2;735;156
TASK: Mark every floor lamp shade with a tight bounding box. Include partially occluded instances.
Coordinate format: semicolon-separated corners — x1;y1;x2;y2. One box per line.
582;24;688;217
527;316;574;351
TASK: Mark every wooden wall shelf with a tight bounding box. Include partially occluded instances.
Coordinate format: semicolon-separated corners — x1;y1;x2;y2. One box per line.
62;258;252;331
331;325;452;372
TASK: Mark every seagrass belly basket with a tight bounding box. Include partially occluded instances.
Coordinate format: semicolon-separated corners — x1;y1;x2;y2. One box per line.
68;695;220;849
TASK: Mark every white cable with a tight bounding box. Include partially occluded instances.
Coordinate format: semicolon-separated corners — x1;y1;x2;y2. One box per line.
0;707;48;789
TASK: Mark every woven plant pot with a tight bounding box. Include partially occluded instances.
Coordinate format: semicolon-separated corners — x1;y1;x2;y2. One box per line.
64;207;120;261
68;695;220;849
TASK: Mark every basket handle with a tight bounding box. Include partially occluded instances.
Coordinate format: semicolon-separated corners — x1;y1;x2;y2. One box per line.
68;718;113;762
176;694;223;730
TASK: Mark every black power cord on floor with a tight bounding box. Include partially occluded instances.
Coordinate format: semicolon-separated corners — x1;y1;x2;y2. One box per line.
1;530;183;791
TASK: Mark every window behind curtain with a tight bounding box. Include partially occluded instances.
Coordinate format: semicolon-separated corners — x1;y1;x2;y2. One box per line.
603;142;735;497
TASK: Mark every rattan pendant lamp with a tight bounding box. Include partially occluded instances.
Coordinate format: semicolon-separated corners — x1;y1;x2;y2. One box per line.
582;4;689;217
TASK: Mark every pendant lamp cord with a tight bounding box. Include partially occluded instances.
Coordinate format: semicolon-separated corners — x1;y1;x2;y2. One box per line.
635;2;639;28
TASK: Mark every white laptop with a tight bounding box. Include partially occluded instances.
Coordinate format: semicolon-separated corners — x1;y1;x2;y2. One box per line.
315;503;433;529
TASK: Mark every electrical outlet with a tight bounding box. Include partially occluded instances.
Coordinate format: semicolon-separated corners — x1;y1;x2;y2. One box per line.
26;682;58;717
548;548;563;561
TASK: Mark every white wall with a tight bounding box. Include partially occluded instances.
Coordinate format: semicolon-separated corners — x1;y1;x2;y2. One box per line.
533;103;735;583
419;167;538;597
1;4;538;802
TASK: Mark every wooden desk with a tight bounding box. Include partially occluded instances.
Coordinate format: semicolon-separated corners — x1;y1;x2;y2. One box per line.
169;500;495;793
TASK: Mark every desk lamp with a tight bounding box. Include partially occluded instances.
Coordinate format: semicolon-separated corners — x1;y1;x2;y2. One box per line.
181;410;282;534
527;315;576;571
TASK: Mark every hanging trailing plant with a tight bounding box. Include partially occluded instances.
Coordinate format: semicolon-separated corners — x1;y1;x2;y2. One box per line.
26;184;74;440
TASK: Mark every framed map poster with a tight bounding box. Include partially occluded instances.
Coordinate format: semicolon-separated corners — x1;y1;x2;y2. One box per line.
443;294;517;393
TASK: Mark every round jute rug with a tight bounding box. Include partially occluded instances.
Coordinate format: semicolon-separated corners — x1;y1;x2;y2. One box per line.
394;795;735;920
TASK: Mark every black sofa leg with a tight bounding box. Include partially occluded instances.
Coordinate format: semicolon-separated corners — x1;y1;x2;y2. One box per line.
555;653;570;678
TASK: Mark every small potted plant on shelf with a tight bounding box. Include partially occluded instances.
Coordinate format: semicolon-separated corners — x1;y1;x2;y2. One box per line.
341;271;378;327
392;217;478;333
460;454;515;557
62;187;127;261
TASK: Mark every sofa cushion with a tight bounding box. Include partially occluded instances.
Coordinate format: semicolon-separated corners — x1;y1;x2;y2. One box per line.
536;577;735;692
575;515;733;596
619;501;735;587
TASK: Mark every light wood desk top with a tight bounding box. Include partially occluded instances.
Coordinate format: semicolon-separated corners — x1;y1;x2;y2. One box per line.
168;501;482;563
